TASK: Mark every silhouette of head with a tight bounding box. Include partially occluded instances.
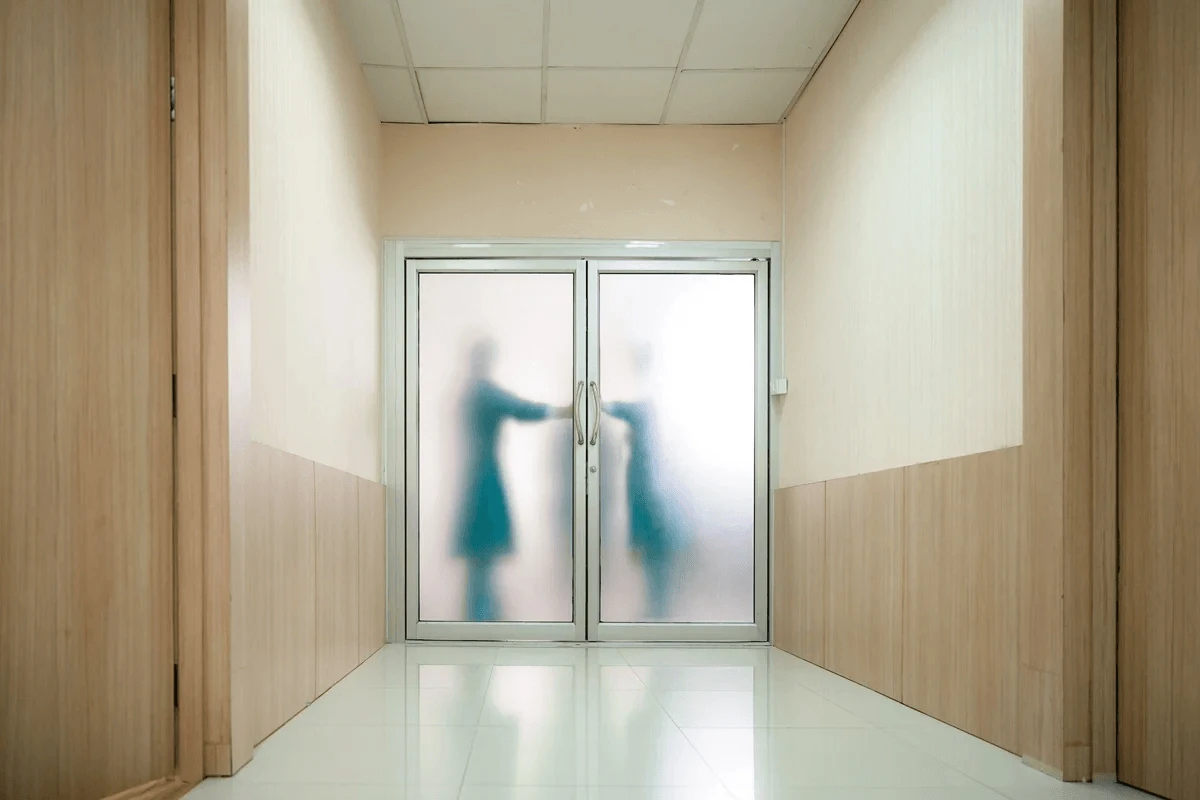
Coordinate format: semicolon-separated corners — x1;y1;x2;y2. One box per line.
469;338;497;378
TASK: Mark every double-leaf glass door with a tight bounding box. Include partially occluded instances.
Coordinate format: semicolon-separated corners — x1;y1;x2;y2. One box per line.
405;258;767;641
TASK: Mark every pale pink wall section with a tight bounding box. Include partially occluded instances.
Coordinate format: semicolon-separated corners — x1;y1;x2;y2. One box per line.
379;123;782;242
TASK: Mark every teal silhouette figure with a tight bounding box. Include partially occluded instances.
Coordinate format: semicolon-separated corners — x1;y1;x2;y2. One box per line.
455;339;558;621
605;347;683;619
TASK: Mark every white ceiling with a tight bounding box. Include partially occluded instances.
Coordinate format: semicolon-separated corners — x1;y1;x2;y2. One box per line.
336;0;858;125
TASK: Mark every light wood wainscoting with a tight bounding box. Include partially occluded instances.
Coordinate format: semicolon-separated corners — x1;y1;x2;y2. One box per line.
776;448;1022;754
244;442;386;748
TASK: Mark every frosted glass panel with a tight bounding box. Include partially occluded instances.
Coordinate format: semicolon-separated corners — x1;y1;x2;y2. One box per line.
598;273;755;623
418;272;575;622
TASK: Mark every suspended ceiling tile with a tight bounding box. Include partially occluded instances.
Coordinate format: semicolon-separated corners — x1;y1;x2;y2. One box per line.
418;68;542;123
546;68;675;124
665;69;807;124
547;0;698;68
336;0;407;66
684;0;857;69
361;65;423;123
398;0;544;68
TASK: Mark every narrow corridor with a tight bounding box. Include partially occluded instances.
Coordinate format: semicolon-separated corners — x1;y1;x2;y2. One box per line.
186;645;1152;799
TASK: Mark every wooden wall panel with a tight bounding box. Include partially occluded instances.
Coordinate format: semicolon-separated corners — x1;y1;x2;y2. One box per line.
1089;0;1118;779
315;463;361;695
173;0;205;783
241;442;383;756
773;483;826;666
1062;0;1097;780
0;1;175;796
903;449;1021;753
224;0;254;774
358;479;387;662
246;444;318;744
199;0;232;775
824;470;904;700
1118;1;1200;797
1019;0;1066;772
1164;6;1200;797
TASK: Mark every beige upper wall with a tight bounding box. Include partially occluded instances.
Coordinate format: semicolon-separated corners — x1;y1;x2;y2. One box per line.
379;123;782;241
249;0;381;481
779;0;1023;487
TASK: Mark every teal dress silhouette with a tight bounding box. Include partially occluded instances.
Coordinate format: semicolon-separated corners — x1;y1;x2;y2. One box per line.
606;400;679;619
456;378;551;621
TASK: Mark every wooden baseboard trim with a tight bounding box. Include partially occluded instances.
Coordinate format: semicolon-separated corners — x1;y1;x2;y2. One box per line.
1022;754;1065;781
102;778;192;800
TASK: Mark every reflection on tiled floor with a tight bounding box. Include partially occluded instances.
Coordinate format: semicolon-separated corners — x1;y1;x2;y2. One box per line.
185;645;1153;800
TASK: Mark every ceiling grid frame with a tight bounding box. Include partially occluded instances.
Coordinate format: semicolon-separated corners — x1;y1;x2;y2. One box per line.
659;0;706;124
339;0;858;125
387;0;428;123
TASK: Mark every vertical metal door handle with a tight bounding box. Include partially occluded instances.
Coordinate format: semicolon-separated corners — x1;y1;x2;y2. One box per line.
589;381;601;445
572;381;585;445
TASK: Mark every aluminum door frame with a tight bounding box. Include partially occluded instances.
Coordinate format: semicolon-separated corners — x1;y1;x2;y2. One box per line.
585;259;770;642
405;257;588;641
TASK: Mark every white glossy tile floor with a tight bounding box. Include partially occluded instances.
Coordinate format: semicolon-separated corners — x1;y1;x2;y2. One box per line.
185;645;1155;800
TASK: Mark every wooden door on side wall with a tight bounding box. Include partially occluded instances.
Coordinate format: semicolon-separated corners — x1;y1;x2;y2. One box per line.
0;1;175;798
1117;1;1200;798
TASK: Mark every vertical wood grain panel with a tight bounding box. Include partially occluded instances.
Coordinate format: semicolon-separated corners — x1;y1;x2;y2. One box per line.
315;463;361;694
1118;2;1200;797
358;479;387;663
0;1;174;796
1062;0;1095;780
1167;8;1200;795
1090;0;1118;778
199;0;233;775
246;444;318;745
224;0;254;774
197;0;252;775
824;470;904;699
903;449;1021;753
173;0;206;783
1020;665;1064;777
773;483;827;666
1117;0;1181;794
1020;0;1066;770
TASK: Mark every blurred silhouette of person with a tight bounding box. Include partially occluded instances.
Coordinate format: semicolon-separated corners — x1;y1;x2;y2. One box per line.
455;338;567;621
604;345;681;620
552;418;574;555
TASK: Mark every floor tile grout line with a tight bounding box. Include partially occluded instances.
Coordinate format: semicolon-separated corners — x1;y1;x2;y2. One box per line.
874;725;1040;800
674;725;742;800
454;652;498;798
